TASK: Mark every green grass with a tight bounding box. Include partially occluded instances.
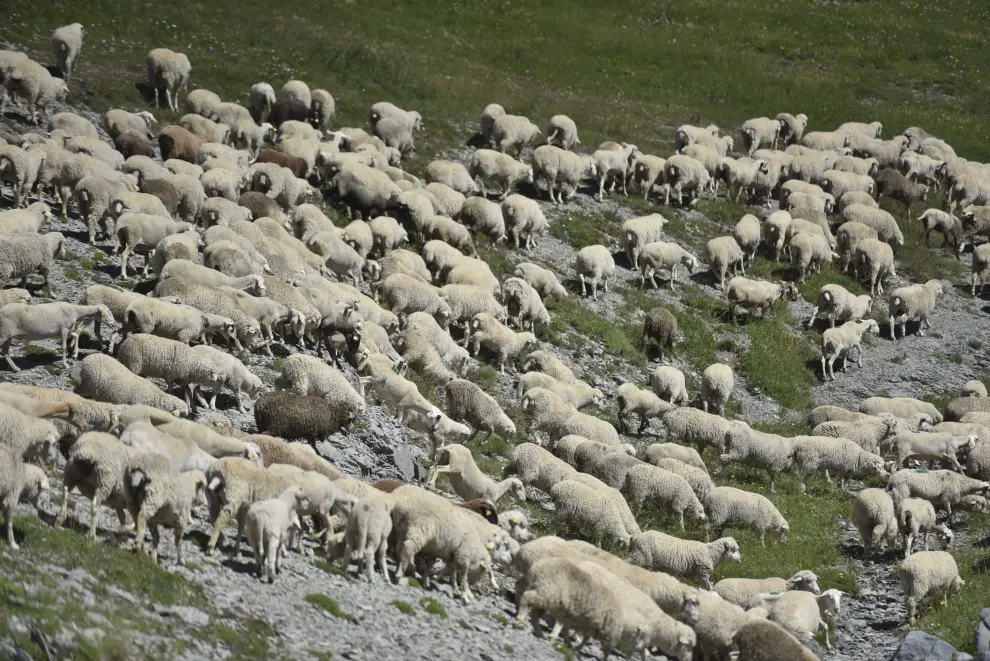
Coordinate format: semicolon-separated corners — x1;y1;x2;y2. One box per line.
550;209;623;249
24;344;56;357
304;594;354;622
545;295;641;364
474;237;515;280
457;618;472;630
419;597;448;619
391;600;414;615
64;266;83;282
739;311;818;411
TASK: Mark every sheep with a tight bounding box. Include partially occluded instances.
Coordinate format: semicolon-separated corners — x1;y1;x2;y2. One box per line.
896;551;964;624
840;205;904;249
850;487;900;556
887;469;990;516
520;387;579;441
639;306;681;361
403;311;469;373
665;153;712;205
0;445;47;548
511;264;565;304
503;443;576;494
971;243;990;297
838;190;879;212
123;296;234;348
243;485;309;583
819;318;880;381
801;130;851;151
746;589;843;650
51;112;97;141
887;279;944;339
0;289;30;308
522;348;578;384
543;114;580;150
158;125;206;164
531;144;598;204
714;570;821;612
116;333;224;408
146;48;191;111
0;200;53;233
773;112;807;146
807;283;873;329
725;276;799;323
333;495;393;582
573;244;615;300
728;214;762;267
182;89;221;117
659;402;732;456
861;397;943;424
49;23;85;82
2;58;67;124
154;277;265;350
502;277;551;333
254;389;358;441
549;479;631;548
622;464;706;529
962;380;988;398
70;353;189;416
593;146;640;199
466;149;532;200
431;444;526;504
742;117;781;154
948;398;990;422
853;238;896;296
698;363;734;415
468;318;536;374
898;497;952;559
705;236;746;290
792;435;888;493
115;213;194;278
643;443;706;472
875;169;930;210
111;190;172;220
810;404;933;432
331;163;402;220
478;103;505;147
835;154;880;177
0;302;113;371
309;232;380;286
891;431;975;471
705;485;789;546
424;159;479;196
491;114;540;158
720;424;796;494
220;288;302;344
444;378;515;441
630;153;666;199
0;143;47;207
628;531;741;589
619;213;666;269
501;193;549;249
272;356;363;414
789;232;838;282
0;231;64;295
247;82;277;124
368;215;409;255
822;169;875;201
812;415;898;455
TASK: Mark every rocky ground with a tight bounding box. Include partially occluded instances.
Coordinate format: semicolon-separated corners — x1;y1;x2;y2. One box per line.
2;88;989;660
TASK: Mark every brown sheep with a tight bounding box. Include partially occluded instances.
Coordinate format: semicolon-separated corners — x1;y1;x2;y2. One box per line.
157;125;204;163
237;191;282;220
255;150;309;178
643;307;677;360
269;99;310;128
115;131;155;159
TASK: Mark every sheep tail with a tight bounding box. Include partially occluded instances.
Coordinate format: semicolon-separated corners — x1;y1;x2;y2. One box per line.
903;509;913;527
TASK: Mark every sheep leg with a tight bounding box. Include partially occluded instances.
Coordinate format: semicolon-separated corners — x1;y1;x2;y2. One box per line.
2;339;20;373
205;505;232;555
264;533;277;583
148;524;161;563
120;246;131;279
4;504;16;550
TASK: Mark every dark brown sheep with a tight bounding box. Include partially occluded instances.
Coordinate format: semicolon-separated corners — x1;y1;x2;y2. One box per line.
269;99;310;128
139;177;181;215
875;168;929;208
237;191;282;220
642;307;677;360
114;131;155;159
254;391;356;442
254;149;308;178
157;125;204;163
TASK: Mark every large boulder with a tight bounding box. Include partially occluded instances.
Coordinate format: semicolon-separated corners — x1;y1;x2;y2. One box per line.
888;631;973;661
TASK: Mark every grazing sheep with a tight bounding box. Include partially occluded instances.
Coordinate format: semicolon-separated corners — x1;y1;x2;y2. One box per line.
720;424;796;494
254;392;356;442
726;276;799;322
887;469;990;516
898;497;952;558
792;435;888;493
706;486;788;546
467;149;532;199
514;263;568;300
700;363;734;415
842;204;904;248
734;214;762;266
807;283;873;328
531;145;598;204
650;365;689;406
574;245;615;300
852;487;899;556
896;550;964;624
812;415;898;455
491;114;540;158
70;353;188;416
891;431;974;471
962;380;988;398
714;571;820;609
641;307;678;360
629;531;741;589
638;241;698;291
887;279;944;340
622;463;706;529
244;486;309;583
706;236;745;289
853;238;896;296
820;318;880;381
444;378;515;441
549;479;631;548
503;443;576;495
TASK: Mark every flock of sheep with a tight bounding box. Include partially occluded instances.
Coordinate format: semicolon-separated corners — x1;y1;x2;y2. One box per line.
1;20;990;661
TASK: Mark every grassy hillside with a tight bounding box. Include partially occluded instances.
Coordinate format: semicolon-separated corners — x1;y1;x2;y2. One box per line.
3;0;990;655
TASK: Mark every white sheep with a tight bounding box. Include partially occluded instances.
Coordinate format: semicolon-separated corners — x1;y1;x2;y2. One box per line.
574;244;615;300
706;485;788;546
622;463;706;529
503;443;576;494
0;445;49;549
861;397;943;424
0;302;113;372
666;153;712;205
662;406;737;456
887;279;944;340
898;497;952;558
2;58;67;124
747;589;843;650
479;103;505;147
514;262;568;300
549;479;631;548
700;363;734;414
713;570;821;608
742;117;781;154
501;193;549;249
733;214;762;266
842;204;904;248
896;550;964;624
467;149;533;199
789;232;838;282
70;353;189;416
807;283;873;328
706;236;745;289
725;276;799;322
852;487;899;555
146;48;191;111
616;383;676;435
891;431;974;471
720;424;795;494
650;365;689;406
820;318;880;381
431;443;526;505
337;496;393;582
629;531;741;589
792;435;888;493
887;469;990;516
244;485;309;583
531;144;597;204
51;23;84;82
124;454;205;564
813;415;898;455
491;114;540;158
853;237;896;296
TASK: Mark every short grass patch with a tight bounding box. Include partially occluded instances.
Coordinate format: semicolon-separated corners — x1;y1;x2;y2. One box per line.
304;594;354;622
739;312;817;411
391;600;414;615
546;296;641;365
419;597;448;619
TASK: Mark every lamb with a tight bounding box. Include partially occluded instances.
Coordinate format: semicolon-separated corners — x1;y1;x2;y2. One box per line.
243;485;309;582
842;204;904;247
334;495;392;582
501;193;549;249
898;497;952;558
807;283;873;328
714;570;820;609
549;480;631;548
887;469;990;516
725;276;799;322
792;435;888;493
820;318;880;381
622;464;706;529
0;302;113;371
431;444;526;504
700;363;734;415
146;48;191;111
254;392;356;442
706;236;746;290
594;146;640;199
896;550;964;624
444;379;516;441
705;485;788;546
746;589;843;650
890;430;975;471
491;114;540;158
852;238;896;296
2;58;68;124
628;531;741;589
70;353;189;416
720;424;796;493
887;279;944;339
123;454;205;564
574;244;615;300
503;443;576;494
531;145;598;204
